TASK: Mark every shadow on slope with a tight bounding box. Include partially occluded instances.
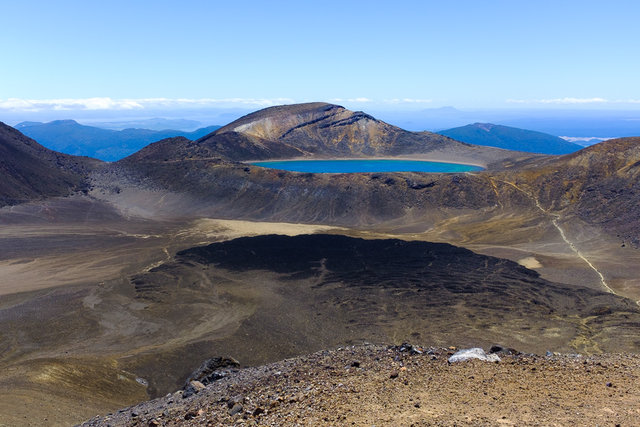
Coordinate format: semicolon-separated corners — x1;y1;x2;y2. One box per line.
124;235;640;395
1;234;639;425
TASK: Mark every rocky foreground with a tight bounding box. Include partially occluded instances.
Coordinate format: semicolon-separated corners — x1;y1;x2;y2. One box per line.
80;344;640;426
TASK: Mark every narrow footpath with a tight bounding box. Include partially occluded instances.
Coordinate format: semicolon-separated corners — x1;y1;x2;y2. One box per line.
492;178;617;295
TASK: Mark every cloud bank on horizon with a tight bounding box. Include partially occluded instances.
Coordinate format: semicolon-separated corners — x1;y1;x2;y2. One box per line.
0;97;296;112
0;97;439;113
7;96;640;118
3;97;640;117
507;98;640;105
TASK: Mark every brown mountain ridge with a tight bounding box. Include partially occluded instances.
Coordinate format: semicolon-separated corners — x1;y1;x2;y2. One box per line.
0;123;98;206
126;102;534;165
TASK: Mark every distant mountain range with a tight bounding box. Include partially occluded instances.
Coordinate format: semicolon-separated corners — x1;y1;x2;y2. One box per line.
108;103;640;245
370;107;640;138
4;102;638;245
13;115;589;162
438;123;583;154
85;118;203;131
15;120;221;161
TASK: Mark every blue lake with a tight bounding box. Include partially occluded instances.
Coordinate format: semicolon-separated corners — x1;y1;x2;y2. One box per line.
250;159;483;173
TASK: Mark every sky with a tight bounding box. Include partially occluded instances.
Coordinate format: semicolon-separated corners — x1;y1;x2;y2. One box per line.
2;0;640;123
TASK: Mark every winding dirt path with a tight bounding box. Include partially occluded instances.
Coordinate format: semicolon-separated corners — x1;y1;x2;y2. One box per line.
493;178;617;295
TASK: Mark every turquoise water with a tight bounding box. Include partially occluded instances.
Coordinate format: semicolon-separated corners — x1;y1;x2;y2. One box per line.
250;159;483;173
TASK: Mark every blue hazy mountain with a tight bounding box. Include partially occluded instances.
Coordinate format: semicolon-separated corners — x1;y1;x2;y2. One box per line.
368;108;640;140
438;122;583;154
89;118;203;131
14;120;221;161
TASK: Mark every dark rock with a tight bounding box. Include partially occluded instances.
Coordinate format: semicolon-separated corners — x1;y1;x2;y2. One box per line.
406;179;436;190
394;343;423;355
182;356;240;398
189;356;240;384
253;407;265;416
490;345;506;354
227;395;244;408
351;361;361;368
390;371;399;379
182;386;196;399
490;345;520;355
228;403;243;416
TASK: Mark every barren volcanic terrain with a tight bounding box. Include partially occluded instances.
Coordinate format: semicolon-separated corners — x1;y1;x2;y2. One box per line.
81;344;640;427
1;103;639;425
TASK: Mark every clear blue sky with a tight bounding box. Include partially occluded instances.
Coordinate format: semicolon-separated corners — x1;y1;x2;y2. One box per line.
2;0;640;116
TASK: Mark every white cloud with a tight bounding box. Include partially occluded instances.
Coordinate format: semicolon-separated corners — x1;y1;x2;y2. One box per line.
0;97;443;112
0;97;145;111
0;97;297;112
330;98;432;105
560;136;615;142
507;97;640;106
385;98;433;104
541;97;608;104
168;97;296;107
329;97;372;103
507;97;608;104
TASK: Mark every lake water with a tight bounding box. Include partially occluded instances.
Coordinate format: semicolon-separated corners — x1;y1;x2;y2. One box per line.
250;159;483;173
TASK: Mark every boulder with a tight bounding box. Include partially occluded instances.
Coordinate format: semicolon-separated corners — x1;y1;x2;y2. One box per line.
448;348;501;363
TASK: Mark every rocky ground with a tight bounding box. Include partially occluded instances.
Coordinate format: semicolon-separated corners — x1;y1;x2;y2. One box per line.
80;344;640;426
